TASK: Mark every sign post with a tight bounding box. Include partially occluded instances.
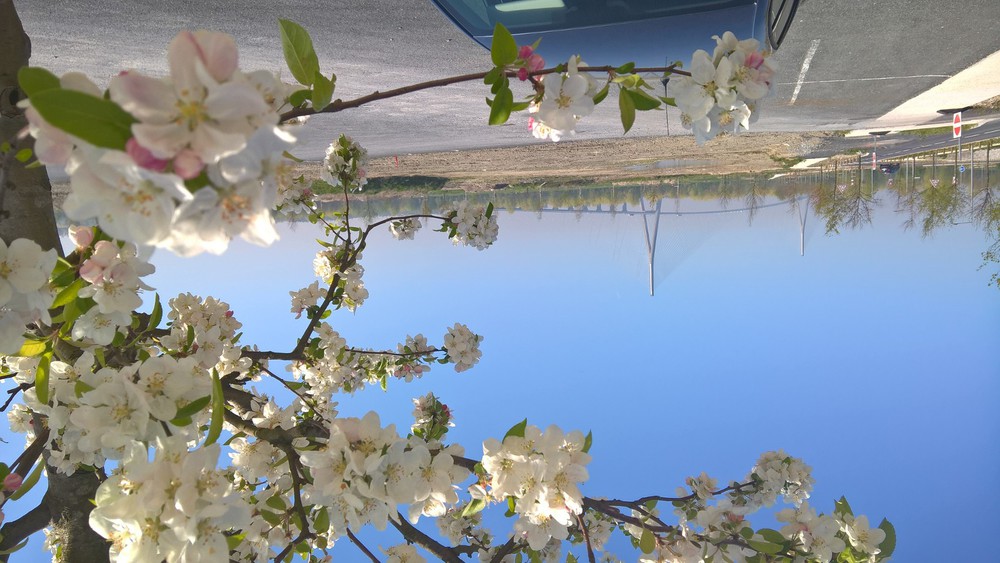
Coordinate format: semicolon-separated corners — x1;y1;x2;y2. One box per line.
954;112;962;164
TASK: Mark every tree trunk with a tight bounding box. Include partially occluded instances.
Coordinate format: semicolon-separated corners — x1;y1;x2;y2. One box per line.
0;0;61;253
0;2;109;561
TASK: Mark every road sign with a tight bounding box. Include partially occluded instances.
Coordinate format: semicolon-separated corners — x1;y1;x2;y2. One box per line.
871;152;876;171
953;112;962;138
960;165;966;173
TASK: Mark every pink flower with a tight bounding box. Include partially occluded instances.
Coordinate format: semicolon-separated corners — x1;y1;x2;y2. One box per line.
3;473;22;492
518;45;534;59
68;225;95;250
126;138;169;172
173;149;205;179
745;50;765;70
526;53;544;72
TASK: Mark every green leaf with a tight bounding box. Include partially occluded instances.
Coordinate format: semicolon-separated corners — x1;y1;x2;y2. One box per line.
148;294;163;332
29;89;135;150
0;463;8;480
278;19;320;86
503;418;528;441
748;540;782;555
491;23;518;67
52;277;85;309
582;430;593;453
615;62;636;74
282;150;304;163
511;101;531;112
461;497;487;517
878;519;896;558
566;554;578;563
314;507;330;532
35;350;51;405
0;538;28;556
619;87;636;134
14;149;32;163
639;528;655;554
489;86;514;126
9;460;43;501
205;370;225;446
312;71;334;110
288;88;311;108
265;495;287;511
505;495;517;516
740;527;754;540
834;496;854;517
592;84;610;106
17;67;60;97
484;66;503;85
260;510;282;527
627;88;661;111
659;96;676;107
17;339;47;357
486;202;494;218
171;395;211;423
757;529;785;544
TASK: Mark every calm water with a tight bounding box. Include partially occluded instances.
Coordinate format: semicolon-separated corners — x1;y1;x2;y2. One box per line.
29;170;1000;560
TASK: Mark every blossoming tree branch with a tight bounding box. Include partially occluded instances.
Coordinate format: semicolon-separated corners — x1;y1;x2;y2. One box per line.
0;9;894;563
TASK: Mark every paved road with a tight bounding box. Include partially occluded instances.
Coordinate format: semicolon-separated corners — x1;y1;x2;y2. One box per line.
11;0;1000;158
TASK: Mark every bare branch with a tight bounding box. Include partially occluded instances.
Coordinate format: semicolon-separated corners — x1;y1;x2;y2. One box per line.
279;65;686;123
391;513;463;563
0;500;48;561
345;527;381;563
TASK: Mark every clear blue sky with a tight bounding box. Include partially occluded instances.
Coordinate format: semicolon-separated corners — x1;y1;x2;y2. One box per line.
2;184;996;560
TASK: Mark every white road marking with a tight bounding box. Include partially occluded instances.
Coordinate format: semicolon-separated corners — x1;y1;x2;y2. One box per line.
778;74;949;85
789;39;820;105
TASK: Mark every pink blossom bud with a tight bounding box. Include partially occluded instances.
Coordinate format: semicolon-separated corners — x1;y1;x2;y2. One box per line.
517;67;529;81
745;50;765;70
526;53;545;72
126;138;169;172
173;149;205;180
68;225;94;250
3;473;22;492
517;45;534;59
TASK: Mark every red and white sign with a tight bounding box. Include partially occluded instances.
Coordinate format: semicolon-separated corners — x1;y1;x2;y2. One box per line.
871;152;877;170
953;112;962;138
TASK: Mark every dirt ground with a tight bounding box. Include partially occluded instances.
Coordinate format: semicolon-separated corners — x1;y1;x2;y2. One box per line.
299;131;836;192
50;132;837;198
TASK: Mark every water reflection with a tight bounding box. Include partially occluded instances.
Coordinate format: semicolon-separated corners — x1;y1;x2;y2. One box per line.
295;163;1000;294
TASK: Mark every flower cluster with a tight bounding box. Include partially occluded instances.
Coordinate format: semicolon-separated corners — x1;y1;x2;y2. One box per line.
299;412;469;537
0;238;57;354
73;236;155;345
746;449;815;508
530;56;597;142
390;218;422;240
481;424;591;550
157;293;248;373
442;323;483;372
321;134;368;191
441;201;499;250
410;392;453;441
89;438;251;562
668;31;775;144
23;30;298;255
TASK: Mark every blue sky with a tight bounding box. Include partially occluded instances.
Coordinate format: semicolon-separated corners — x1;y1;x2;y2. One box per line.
144;188;998;560
1;184;996;560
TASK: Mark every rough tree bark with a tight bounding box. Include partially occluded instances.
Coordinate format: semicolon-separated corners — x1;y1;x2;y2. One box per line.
0;1;109;561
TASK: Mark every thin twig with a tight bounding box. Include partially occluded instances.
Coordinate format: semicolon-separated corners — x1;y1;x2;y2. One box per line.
279;64;686;122
391;513;463;563
346;528;381;563
576;512;597;563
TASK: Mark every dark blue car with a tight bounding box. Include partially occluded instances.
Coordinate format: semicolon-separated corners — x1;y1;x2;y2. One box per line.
429;0;798;69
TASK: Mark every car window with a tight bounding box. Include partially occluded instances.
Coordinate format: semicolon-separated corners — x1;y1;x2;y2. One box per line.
435;0;757;36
